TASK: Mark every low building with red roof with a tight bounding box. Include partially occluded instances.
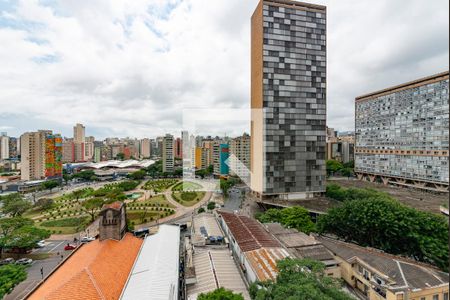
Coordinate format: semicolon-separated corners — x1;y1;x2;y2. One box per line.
217;211;289;283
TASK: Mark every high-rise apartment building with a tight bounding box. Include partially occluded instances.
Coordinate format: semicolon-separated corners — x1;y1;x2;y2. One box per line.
212;140;224;176
230;133;251;179
0;133;9;160
251;0;327;200
140;138;151;159
8;137;19;159
174;138;182;159
355;71;449;192
20;130;62;181
162;134;174;173
73;123;85;143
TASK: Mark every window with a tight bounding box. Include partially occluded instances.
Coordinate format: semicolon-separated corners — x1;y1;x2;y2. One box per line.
433;295;439;300
444;293;449;300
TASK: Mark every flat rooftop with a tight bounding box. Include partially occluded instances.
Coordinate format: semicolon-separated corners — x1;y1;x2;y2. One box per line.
193;213;224;237
356;71;449;102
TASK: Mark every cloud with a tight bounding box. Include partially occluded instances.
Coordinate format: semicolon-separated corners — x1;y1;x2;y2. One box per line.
0;0;448;139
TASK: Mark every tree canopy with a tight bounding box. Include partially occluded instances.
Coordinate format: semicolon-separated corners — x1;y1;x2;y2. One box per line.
82;198;105;221
256;206;316;234
40;180;60;191
129;170;146;180
325;183;391;202
0;217;50;251
207;201;216;210
249;258;352;300
317;197;449;271
198;288;244;300
326;160;354;177
0;264;27;299
0;193;32;217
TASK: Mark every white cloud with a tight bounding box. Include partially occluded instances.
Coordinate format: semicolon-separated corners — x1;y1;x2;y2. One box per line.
0;0;448;139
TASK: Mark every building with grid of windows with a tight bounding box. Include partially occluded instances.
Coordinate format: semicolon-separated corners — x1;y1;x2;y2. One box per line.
355;71;449;192
251;0;327;200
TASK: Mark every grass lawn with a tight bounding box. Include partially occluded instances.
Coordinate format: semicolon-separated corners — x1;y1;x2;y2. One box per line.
172;191;206;207
127;194;175;209
172;181;202;191
127;211;165;225
38;216;89;234
143;179;179;192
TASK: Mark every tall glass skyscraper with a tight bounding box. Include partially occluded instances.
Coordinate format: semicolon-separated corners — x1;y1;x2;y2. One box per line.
251;0;327;200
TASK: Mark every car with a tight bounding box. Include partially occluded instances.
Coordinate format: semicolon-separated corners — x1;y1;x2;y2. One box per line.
0;258;15;265
36;240;46;248
80;236;95;243
64;244;76;251
15;258;33;265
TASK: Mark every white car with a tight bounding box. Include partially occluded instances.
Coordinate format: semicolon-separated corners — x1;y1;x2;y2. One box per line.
36;240;46;248
80;236;95;243
15;258;33;265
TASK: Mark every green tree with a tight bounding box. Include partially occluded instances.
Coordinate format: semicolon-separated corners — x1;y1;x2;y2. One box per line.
249;258;352;300
0;264;27;299
0;217;49;253
34;198;54;211
198;288;244;300
116;153;125;160
318;198;449;271
82;198;104;222
72;189;85;204
40;180;59;191
326;160;343;176
129;170;146;180
256;207;316;234
207;201;216;210
72;170;96;181
0;193;32;217
198;207;206;214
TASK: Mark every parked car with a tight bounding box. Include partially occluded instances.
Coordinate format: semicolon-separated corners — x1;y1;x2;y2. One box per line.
64;244;76;251
0;258;15;265
80;236;95;243
36;240;46;248
15;258;33;265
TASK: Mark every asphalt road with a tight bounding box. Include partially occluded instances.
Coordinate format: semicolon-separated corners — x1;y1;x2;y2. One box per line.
223;188;243;212
4;240;74;300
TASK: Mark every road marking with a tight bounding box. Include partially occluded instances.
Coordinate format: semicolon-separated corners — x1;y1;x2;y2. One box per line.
48;241;65;253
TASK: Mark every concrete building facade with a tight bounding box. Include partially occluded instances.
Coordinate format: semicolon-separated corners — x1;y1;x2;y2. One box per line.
162;134;174;173
355;71;449;192
251;0;327;200
229;133;251;179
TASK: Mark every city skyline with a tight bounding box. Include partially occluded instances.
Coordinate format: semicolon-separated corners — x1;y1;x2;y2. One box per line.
0;0;448;139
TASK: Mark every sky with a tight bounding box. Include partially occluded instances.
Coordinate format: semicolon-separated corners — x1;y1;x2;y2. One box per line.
0;0;448;139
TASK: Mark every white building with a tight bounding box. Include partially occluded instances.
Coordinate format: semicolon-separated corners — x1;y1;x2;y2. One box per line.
120;225;180;300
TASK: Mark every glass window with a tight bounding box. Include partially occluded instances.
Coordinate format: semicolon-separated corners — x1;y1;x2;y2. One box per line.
433;295;439;300
444;293;448;300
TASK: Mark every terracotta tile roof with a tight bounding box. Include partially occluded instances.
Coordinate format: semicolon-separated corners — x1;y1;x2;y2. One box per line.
28;233;143;300
103;201;123;210
218;211;280;252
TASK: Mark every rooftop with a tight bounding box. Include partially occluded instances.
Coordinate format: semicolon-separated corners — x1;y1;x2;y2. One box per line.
264;223;336;264
218;211;281;252
245;247;290;281
193;213;224;238
68;159;155;170
317;236;449;291
120;225;180;300
103;201;123;210
187;249;250;300
28;233;143;300
356;71;449;102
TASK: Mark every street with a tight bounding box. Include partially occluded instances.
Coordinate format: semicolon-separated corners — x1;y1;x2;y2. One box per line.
4;240;74;300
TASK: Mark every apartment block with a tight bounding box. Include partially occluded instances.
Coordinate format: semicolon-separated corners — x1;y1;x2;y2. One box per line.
355;71;449;192
229;133;251;180
140;138;151;159
162;134;174;173
21;130;62;181
0;133;9;160
326;129;355;163
251;0;327;200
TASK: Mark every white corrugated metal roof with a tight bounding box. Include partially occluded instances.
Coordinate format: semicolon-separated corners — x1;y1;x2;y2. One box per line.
187;249;250;300
120;225;180;300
